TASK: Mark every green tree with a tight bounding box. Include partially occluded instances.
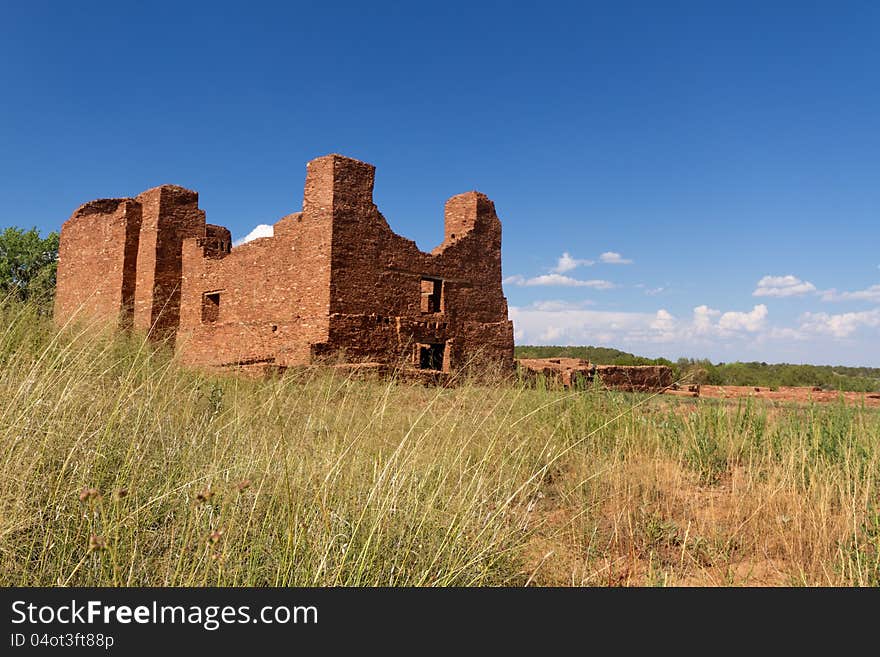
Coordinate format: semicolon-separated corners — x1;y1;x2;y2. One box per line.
0;227;60;308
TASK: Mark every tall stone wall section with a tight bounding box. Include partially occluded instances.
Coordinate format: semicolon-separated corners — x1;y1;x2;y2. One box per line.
55;185;211;340
132;186;207;343
312;155;513;371
55;198;142;329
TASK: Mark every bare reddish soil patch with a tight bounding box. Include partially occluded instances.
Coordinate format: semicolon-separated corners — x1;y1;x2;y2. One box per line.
521;460;802;586
693;385;880;408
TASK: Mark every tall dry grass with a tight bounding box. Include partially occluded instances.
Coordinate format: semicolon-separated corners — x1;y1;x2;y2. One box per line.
1;299;878;586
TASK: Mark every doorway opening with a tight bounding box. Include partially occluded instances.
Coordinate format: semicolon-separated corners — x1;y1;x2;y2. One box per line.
418;343;445;371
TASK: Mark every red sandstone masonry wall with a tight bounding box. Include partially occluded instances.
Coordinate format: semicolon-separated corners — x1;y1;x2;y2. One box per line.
516;359;674;392
132;186;206;342
57;154;514;375
317;155;513;370
176;202;334;368
55;198;142;329
595;365;673;392
205;224;232;253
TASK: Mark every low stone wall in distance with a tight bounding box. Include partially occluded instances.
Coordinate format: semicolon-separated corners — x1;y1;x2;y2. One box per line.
516;358;673;393
594;365;674;392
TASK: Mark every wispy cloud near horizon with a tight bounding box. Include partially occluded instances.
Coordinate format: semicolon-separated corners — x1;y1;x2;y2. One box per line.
753;275;817;298
599;251;633;265
820;284;880;303
551;252;594;273
504;274;615;289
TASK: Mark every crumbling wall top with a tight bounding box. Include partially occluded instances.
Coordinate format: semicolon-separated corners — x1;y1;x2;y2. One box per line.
71;198;130;219
136;184;199;201
304;153;376;215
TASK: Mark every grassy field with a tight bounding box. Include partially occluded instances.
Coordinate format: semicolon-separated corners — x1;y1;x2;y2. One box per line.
2;300;879;586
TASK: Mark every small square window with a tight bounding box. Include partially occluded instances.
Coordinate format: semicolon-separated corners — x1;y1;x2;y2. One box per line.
420;277;442;314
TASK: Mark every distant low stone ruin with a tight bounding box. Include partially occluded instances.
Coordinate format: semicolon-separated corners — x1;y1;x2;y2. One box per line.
516;357;674;392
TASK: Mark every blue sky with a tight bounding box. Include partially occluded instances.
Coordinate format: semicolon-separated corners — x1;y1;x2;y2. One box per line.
2;1;878;366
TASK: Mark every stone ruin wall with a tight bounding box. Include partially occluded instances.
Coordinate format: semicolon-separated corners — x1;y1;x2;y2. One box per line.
309;155;513;371
55;185;230;342
55;198;141;331
177;211;334;368
516;357;674;392
130;185;214;343
54;153;671;389
55;154;515;374
595;364;674;392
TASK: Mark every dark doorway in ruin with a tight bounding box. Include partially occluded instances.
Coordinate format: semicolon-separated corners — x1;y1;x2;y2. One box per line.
418;343;445;371
420;277;442;313
202;291;220;323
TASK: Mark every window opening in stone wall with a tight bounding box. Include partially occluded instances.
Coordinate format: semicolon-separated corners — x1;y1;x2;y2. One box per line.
418;343;445;371
202;292;221;323
420;277;442;313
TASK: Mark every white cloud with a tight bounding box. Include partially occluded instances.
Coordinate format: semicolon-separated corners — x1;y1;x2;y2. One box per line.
548;250;632;272
650;309;675;332
552;252;594;273
599;251;633;265
768;327;806;341
821;284;880;303
504;273;615;289
540;325;565;342
507;299;877;364
507;250;632;290
509;304;661;346
530;299;596;311
799;308;880;338
233;224;274;247
509;301;778;347
717;304;768;332
753;275;817;298
692;305;721;334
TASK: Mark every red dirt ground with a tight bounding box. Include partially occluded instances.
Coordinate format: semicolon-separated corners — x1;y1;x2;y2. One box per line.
681;385;880;408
